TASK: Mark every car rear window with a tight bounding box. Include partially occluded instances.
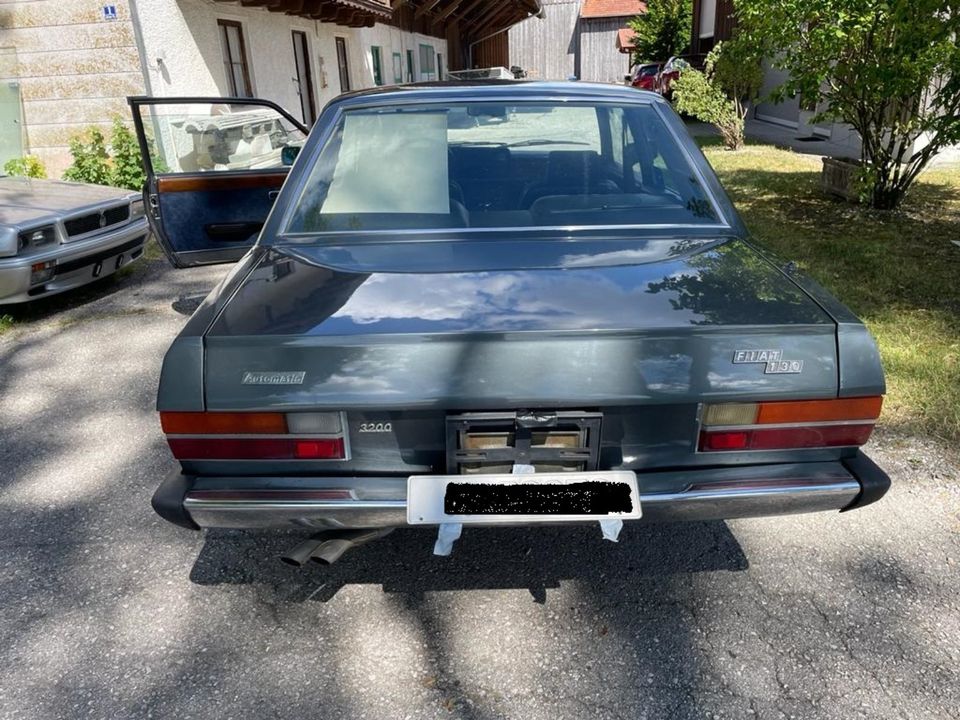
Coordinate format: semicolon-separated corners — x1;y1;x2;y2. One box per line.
284;102;722;236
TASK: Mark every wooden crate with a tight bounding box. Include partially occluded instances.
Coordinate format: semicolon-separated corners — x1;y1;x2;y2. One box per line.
821;156;862;202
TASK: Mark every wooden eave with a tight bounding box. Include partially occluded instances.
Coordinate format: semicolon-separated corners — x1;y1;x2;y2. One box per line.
213;0;393;27
392;0;542;38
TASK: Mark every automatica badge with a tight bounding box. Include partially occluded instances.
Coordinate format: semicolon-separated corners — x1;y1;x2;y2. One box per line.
241;371;306;385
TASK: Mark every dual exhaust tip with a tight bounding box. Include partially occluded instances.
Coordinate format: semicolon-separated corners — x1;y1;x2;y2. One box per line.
280;528;392;567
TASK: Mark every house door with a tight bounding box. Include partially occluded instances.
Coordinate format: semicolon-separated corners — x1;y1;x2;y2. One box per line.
418;44;435;81
0;48;23;169
405;49;415;82
291;31;316;125
335;37;350;93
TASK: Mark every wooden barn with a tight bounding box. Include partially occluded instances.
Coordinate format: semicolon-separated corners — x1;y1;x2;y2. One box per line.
507;0;646;83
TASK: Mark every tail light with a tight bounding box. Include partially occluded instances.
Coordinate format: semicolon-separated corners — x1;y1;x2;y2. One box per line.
699;397;882;452
160;411;348;460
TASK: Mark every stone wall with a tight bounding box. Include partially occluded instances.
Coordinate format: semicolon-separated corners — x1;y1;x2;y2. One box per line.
0;0;145;177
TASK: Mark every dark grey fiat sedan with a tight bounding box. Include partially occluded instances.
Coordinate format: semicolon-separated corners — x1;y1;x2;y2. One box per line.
130;82;889;564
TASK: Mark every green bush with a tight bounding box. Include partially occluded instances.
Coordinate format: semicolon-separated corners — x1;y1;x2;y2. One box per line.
3;155;47;179
674;68;743;149
109;117;147;191
62;128;111;186
62;117;148;191
672;41;763;150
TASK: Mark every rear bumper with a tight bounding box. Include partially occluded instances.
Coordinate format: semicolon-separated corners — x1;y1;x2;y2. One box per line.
154;452;890;531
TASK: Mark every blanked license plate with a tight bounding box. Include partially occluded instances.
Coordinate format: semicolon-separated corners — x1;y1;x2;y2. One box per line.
407;471;641;525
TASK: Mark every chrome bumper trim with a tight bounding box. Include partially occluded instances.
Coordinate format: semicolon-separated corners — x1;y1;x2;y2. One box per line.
0;218;149;303
181;475;861;530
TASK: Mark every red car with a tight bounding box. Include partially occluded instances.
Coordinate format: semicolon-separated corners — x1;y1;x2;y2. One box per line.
629;62;662;91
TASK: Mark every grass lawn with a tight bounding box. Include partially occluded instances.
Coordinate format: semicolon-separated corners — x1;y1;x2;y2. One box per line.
702;141;960;443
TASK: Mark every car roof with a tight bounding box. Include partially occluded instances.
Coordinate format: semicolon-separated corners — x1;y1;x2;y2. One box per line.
330;80;666;107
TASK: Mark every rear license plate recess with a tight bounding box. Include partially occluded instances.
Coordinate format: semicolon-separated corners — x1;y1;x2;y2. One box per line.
445;410;602;475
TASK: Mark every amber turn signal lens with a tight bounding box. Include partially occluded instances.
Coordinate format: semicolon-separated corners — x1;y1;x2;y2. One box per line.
755;396;883;424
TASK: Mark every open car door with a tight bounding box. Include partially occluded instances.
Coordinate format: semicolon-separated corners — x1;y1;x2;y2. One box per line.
129;96;307;268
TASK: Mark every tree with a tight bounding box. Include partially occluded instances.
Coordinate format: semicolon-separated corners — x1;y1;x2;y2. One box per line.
672;40;764;150
628;0;693;64
736;0;960;210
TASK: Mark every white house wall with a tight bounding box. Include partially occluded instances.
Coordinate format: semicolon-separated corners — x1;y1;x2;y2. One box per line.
135;0;340;116
753;58;863;155
135;0;445;121
353;24;446;85
754;61;800;128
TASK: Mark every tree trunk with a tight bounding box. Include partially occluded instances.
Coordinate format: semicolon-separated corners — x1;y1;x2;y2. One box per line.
871;184;904;210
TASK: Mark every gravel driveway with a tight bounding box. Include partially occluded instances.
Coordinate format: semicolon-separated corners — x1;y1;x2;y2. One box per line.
1;254;958;720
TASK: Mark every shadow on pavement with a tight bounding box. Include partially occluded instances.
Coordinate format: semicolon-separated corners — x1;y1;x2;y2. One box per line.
189;521;748;603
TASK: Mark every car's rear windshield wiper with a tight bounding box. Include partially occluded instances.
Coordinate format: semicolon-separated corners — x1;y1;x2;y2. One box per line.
450;141;507;146
507;139;591;147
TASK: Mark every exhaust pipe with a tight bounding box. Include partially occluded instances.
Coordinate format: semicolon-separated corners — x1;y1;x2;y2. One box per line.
310;528;393;566
279;532;331;567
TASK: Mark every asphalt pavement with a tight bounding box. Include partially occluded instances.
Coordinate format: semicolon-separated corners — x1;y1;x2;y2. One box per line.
1;253;958;720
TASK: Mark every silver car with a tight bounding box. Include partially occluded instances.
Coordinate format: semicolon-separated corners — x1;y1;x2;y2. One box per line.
0;176;149;304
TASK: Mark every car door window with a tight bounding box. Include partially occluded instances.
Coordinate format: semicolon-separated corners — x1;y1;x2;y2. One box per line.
135;102;306;175
129;97;308;268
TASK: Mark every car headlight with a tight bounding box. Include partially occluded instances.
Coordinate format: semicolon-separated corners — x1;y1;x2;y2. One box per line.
18;225;56;252
0;226;17;258
130;198;146;220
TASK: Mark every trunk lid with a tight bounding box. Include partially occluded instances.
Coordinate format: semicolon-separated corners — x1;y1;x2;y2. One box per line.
203;237;838;410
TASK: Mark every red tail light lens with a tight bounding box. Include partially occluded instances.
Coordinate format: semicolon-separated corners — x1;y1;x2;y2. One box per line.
700;425;875;452
294;439;345;459
700;431;749;451
167;437;345;460
700;396;882;452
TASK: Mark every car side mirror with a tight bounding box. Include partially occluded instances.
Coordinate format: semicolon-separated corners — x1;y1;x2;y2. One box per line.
281;145;301;166
651;166;665;192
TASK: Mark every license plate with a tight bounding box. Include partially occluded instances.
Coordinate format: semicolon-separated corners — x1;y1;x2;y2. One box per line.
406;471;641;525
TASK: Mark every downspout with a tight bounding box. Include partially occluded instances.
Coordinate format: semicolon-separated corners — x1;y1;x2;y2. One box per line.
128;0;154;97
466;1;544;69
